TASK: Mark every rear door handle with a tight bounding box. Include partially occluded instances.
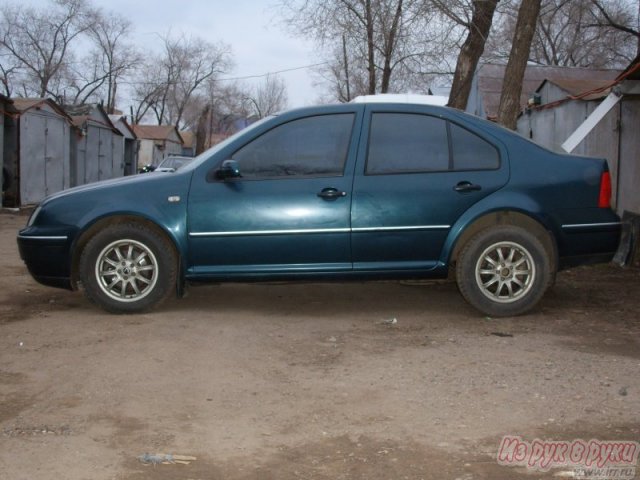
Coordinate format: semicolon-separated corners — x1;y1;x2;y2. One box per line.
317;188;347;200
454;181;482;193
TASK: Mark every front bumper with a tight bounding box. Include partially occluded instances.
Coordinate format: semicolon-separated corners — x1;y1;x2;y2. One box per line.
17;232;73;290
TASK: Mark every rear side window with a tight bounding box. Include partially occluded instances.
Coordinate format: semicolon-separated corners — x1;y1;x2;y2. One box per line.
231;114;354;179
450;123;500;170
366;113;449;174
365;113;500;175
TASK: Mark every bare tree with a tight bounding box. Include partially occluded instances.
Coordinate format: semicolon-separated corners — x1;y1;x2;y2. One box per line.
444;0;500;109
487;0;637;68
143;34;233;128
186;80;253;153
281;0;452;101
130;60;166;123
0;48;20;96
0;0;93;98
279;0;379;94
60;50;111;104
84;10;140;112
244;75;288;118
195;103;210;155
590;0;640;58
313;37;380;103
497;0;542;129
130;33;233;127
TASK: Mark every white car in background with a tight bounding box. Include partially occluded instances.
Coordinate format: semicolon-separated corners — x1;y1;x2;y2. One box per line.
155;156;193;173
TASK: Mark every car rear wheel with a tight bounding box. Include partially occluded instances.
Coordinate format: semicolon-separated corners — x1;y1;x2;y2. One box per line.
456;225;553;317
79;223;177;313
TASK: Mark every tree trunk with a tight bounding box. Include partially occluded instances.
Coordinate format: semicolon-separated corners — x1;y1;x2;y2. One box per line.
195;104;210;155
497;0;542;130
365;0;376;94
381;0;403;93
342;34;351;102
39;76;48;98
107;77;117;114
447;0;499;110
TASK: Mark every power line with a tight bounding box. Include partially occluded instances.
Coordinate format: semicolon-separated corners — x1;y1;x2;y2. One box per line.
215;62;329;82
117;61;329;87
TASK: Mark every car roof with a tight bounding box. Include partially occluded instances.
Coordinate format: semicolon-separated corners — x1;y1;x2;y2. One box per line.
350;94;449;106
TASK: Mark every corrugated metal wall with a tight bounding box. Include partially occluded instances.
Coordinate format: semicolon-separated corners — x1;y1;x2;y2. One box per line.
618;97;640;214
112;133;125;178
1;113;18;206
19;109;71;205
0;106;4;193
73;123;124;186
123;139;136;175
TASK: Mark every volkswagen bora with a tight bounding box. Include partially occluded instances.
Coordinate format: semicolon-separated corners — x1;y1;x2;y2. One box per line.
18;100;621;316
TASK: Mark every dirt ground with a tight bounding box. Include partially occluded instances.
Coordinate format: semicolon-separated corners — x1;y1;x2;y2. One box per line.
1;211;639;480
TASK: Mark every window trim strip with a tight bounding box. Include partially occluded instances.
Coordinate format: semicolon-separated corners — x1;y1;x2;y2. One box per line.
561;222;621;230
190;228;351;237
189;225;451;237
351;225;450;232
17;235;68;241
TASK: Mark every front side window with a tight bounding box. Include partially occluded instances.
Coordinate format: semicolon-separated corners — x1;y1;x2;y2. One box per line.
231;114;355;179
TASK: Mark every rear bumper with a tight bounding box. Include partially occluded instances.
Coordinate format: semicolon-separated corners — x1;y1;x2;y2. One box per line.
17;232;73;290
557;220;621;270
613;212;640;266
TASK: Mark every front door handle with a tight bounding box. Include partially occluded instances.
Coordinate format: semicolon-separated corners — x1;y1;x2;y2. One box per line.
454;181;482;193
317;188;347;200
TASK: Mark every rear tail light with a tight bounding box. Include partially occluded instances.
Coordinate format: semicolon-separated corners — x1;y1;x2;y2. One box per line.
598;171;612;208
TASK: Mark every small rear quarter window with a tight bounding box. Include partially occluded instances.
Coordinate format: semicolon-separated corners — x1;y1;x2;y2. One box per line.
450;123;499;170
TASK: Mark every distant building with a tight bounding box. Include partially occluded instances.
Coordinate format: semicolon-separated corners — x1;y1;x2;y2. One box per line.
180;130;195;157
132;125;184;168
64;104;124;186
466;63;620;120
109;114;139;176
0;94;16;203
6;98;74;206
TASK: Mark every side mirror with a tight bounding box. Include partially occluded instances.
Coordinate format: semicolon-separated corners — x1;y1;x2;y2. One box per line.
216;159;242;180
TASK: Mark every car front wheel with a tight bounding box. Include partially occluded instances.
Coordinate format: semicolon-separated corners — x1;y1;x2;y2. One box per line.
456;225;554;317
79;223;177;313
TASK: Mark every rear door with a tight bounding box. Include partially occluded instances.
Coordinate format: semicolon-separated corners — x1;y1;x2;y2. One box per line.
351;104;509;272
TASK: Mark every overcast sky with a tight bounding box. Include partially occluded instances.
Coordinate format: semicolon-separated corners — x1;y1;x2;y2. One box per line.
24;0;321;108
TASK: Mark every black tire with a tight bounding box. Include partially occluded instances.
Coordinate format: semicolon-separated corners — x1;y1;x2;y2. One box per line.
455;225;553;317
79;223;177;313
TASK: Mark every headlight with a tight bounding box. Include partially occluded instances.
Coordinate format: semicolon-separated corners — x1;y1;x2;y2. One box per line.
27;205;42;227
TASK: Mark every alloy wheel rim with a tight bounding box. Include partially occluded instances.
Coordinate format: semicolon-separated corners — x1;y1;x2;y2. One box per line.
95;239;159;302
475;241;536;304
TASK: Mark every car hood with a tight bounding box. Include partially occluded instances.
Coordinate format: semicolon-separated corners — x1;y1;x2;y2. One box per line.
41;171;191;206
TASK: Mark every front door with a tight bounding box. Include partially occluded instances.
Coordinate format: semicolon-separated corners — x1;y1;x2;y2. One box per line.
187;111;361;276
